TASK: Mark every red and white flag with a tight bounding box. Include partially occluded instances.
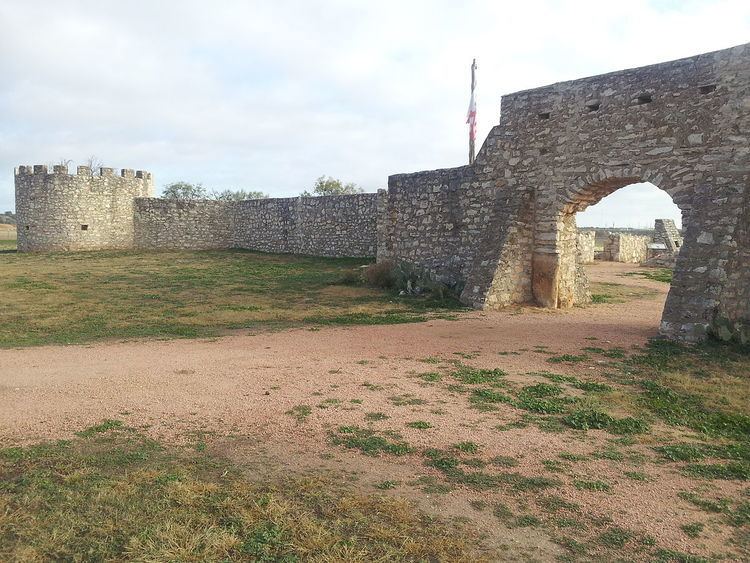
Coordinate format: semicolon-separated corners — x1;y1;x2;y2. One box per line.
466;89;477;142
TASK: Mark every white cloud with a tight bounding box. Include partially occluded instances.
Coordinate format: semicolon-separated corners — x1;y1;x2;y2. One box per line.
1;0;748;222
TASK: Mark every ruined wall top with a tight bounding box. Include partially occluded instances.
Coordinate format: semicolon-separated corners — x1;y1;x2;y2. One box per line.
15;164;152;180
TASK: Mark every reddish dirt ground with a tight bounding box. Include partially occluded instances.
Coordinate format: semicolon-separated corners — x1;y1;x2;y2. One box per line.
2;263;743;561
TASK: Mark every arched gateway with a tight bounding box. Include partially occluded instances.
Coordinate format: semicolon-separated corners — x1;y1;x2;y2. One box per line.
382;43;750;344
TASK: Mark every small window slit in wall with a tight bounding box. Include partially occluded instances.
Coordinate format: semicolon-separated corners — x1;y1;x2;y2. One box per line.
538;111;551;120
81;224;88;231
586;101;601;112
699;84;717;95
24;225;29;231
636;93;653;105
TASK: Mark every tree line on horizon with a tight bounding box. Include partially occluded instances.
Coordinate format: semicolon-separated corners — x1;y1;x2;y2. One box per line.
161;175;364;201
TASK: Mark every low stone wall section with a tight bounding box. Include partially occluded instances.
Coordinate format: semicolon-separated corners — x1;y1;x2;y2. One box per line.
134;199;234;250
133;193;379;257
576;231;596;264
601;233;651;263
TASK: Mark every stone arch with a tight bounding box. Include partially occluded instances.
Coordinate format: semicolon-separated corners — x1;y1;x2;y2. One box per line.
531;167;690;319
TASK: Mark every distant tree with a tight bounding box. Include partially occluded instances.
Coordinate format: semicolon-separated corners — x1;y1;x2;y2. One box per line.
161;182;208;200
301;175;363;197
211;189;268;201
86;155;104;174
0;211;15;225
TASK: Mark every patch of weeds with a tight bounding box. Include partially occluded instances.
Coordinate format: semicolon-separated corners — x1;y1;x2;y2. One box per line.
573;381;612;392
538;495;580;513
453;441;480;454
365;412;389;421
350;399;362;404
495;420;529;431
563;409;649;435
419;356;442;364
683;462;750;480
317;398;341;409
360;382;383;391
412;475;454;494
490;455;519;468
597;527;632;548
492;502;514;522
593;447;624;461
547;354;588;364
462;458;486;468
355;360;369;365
591;294;612;304
607;416;651;434
330;426;411;456
556;536;588;555
639;379;750;440
406;421;432;430
624;471;651;481
498;473;560;492
374;480;399;490
76;419;123;437
680;522;704;538
451;365;506;385
562;409;613;430
558;452;588;462
469;500;487;511
418;372;442;383
515;515;540;527
388;394;427;406
285;404;312;424
542;459;566;473
573;479;611;492
469;388;513;410
678;491;731;514
655;442;750;462
453;351;480;360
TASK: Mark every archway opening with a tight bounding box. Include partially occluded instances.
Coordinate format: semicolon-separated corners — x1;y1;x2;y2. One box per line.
567;181;684;324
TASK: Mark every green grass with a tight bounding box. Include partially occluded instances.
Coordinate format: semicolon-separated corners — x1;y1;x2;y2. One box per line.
625;268;673;284
406;421;432;430
0;422;488;561
573;479;611;492
330;426;411;456
0;249;463;348
285;404;312;424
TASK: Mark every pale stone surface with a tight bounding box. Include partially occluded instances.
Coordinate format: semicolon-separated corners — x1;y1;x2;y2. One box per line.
385;43;750;343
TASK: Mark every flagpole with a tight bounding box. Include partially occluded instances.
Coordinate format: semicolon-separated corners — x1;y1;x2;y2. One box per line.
468;58;477;165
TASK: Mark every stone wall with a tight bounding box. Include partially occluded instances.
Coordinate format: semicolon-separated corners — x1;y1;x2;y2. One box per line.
234;194;378;257
385;42;750;342
653;219;683;254
134;193;378;257
601;233;650;263
15;165;153;252
134;199;234;250
576;231;596;264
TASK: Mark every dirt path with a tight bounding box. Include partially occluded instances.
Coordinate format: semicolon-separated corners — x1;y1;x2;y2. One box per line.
10;262;725;561
1;262;666;443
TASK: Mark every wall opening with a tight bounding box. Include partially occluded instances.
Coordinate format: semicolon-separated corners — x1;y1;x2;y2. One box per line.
569;181;683;325
636;93;653;104
81;224;89;231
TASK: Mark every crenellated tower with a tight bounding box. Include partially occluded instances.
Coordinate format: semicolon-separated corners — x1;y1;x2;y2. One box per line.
14;164;153;252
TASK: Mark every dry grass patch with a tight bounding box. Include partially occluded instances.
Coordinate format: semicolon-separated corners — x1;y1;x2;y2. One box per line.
0;249;461;347
0;422;493;561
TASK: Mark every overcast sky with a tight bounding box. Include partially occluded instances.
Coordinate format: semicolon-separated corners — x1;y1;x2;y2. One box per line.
1;1;748;227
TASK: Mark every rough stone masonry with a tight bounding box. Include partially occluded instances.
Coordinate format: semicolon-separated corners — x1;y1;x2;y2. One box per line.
383;42;749;344
14;43;750;344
